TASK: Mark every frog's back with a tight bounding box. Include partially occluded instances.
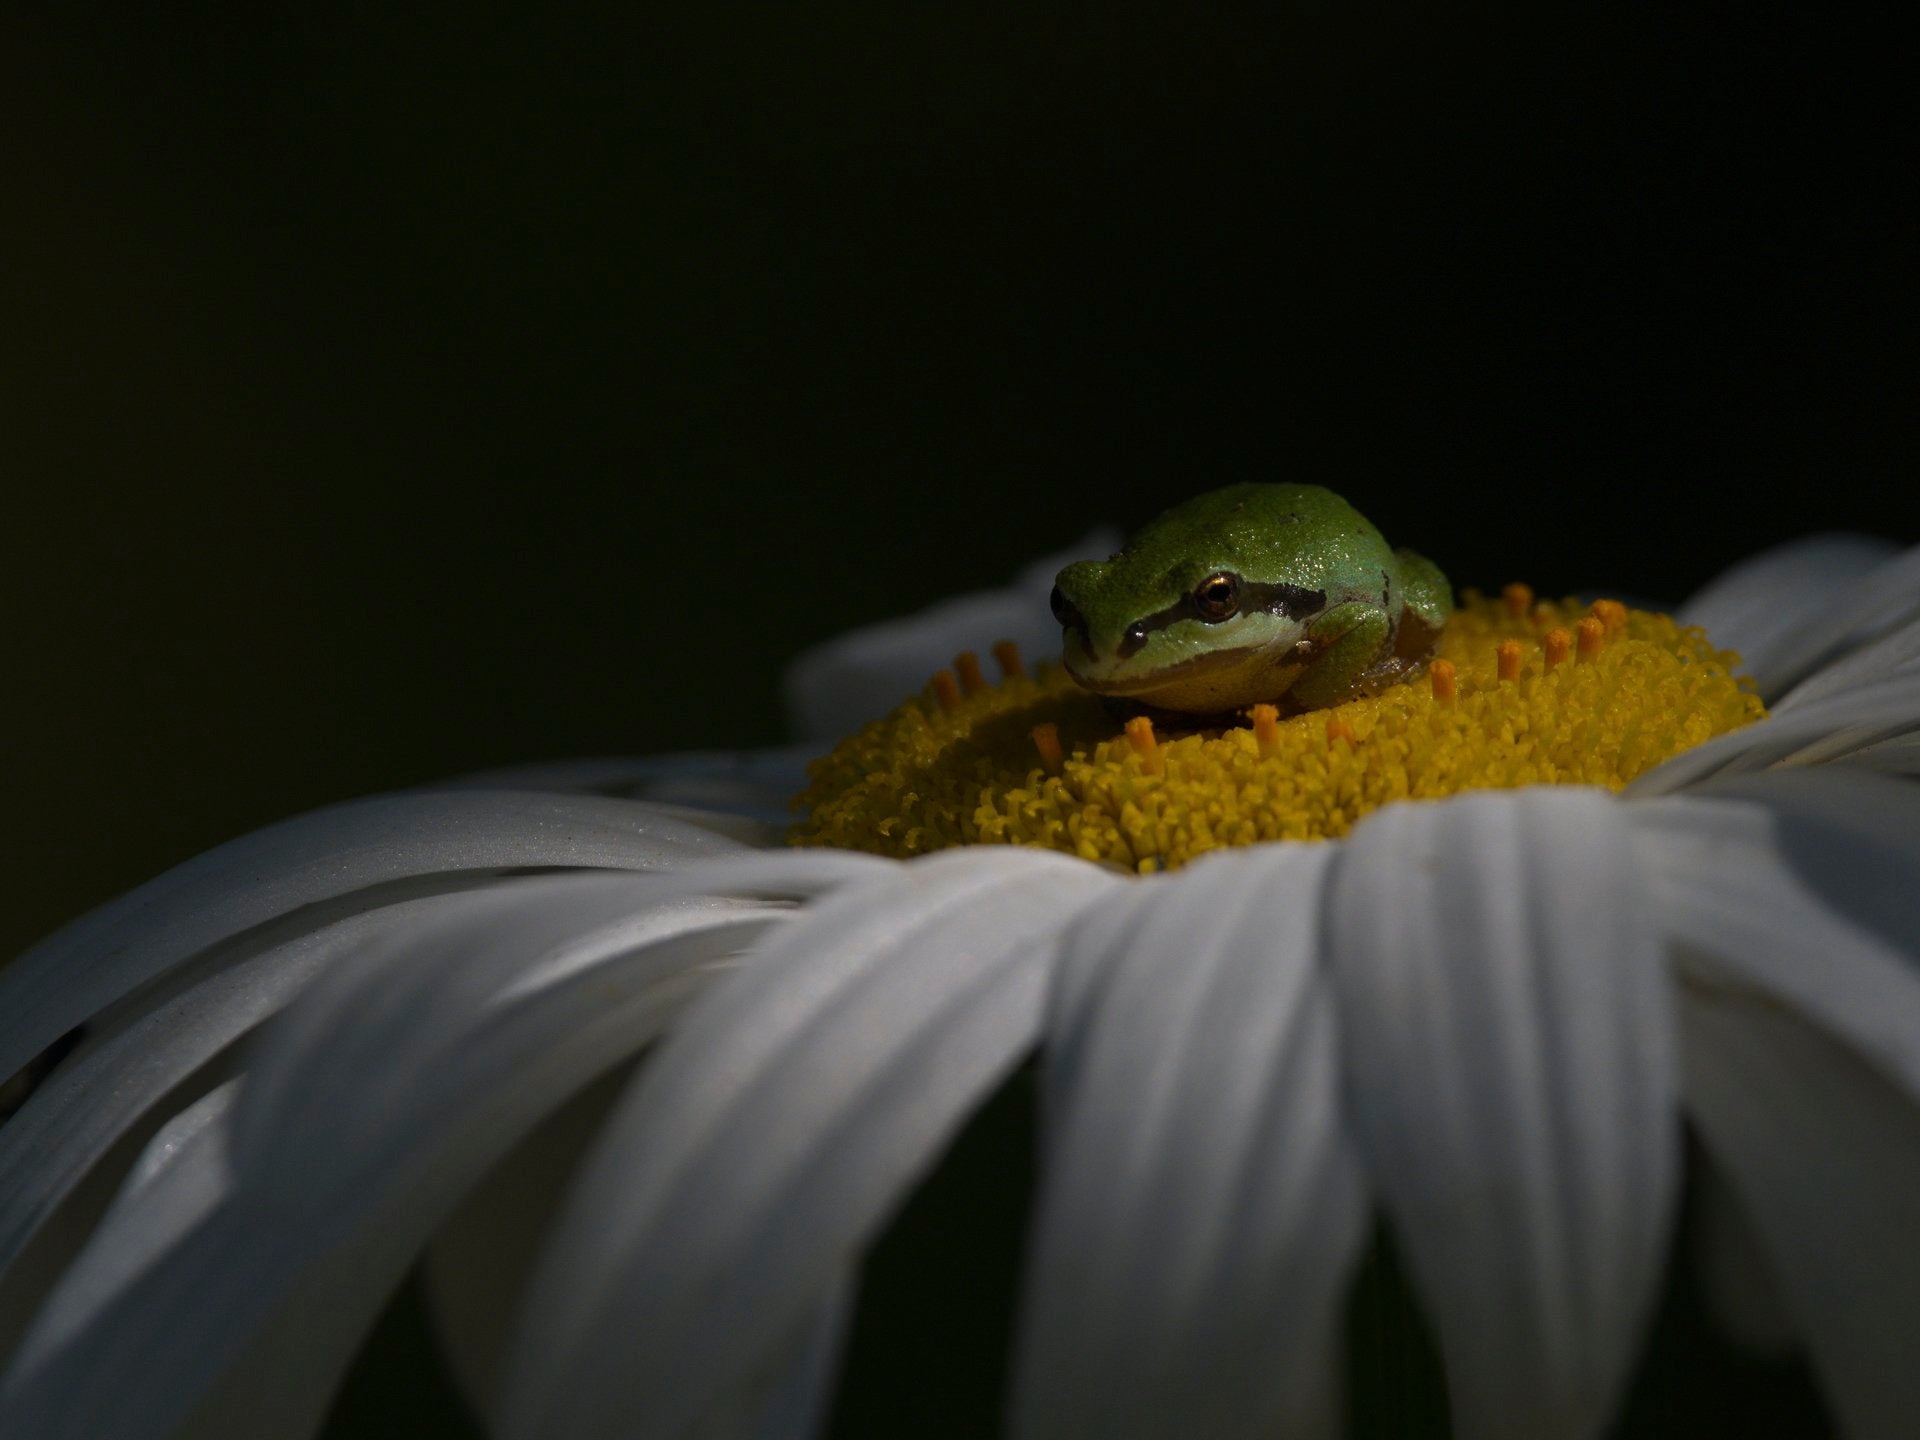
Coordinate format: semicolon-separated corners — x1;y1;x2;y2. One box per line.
1124;482;1390;587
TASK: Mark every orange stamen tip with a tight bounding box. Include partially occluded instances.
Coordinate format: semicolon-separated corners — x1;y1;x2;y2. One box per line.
1543;627;1572;669
1030;722;1064;773
1503;582;1533;618
1589;598;1628;635
991;639;1026;679
1326;716;1357;746
954;651;986;695
1249;702;1280;758
1496;638;1523;681
1576;616;1606;661
930;670;961;712
1124;714;1162;772
1430;658;1457;702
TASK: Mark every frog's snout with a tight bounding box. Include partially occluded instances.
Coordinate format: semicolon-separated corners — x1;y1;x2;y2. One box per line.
1050;570;1095;647
1051;592;1106;681
1048;582;1085;633
1055;561;1133;679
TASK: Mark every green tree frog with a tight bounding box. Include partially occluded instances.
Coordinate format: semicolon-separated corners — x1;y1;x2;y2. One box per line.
1051;483;1452;717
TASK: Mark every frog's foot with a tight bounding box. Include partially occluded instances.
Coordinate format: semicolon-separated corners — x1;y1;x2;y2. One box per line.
1290;604;1394;711
1352;601;1446;698
1346;650;1432;699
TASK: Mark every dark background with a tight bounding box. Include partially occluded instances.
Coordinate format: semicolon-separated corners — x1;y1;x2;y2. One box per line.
4;1;1915;962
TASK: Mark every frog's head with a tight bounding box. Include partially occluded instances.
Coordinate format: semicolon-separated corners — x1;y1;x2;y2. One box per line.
1051;487;1331;713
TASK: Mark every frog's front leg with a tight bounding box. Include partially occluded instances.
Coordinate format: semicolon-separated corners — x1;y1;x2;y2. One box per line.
1289;601;1392;710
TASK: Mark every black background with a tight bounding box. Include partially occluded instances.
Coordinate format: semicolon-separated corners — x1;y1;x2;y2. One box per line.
4;2;1915;962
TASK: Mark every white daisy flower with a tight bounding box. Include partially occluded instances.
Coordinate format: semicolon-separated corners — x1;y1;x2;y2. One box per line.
2;532;1918;1440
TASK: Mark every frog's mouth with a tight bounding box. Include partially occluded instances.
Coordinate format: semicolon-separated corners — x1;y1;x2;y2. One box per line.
1063;640;1294;699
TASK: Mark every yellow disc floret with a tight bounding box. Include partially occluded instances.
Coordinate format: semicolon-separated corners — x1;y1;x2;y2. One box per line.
791;593;1765;873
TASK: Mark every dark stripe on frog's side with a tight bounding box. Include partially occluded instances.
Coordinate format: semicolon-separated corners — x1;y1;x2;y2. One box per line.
1249;579;1330;622
1116;580;1328;659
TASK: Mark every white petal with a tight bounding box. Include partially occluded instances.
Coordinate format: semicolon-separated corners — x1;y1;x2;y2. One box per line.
691;1281;856;1440
228;853;885;1159
0;864;842;1440
1677;533;1902;692
425;1068;854;1440
1325;788;1679;1440
1637;770;1920;1411
1679;983;1920;1440
1752;542;1920;698
1627;672;1920;795
433;747;816;829
1719;542;1920;701
1771;609;1920;714
752;1280;854;1440
418;860;889;1426
1840;730;1920;774
1630;769;1920;1098
0;886;498;1295
781;528;1121;741
8;1082;240;1377
0;790;751;1087
500;847;1117;1440
1009;843;1365;1440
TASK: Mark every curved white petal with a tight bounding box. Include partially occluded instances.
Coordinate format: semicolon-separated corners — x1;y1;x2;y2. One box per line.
627;791;792;836
1771;609;1920;715
116;1081;238;1203
1627;672;1920;795
1839;730;1920;774
0;859;867;1440
0;790;751;1086
1325;788;1678;1440
1750;542;1920;698
1679;984;1920;1440
751;1276;856;1440
499;847;1118;1440
1635;769;1920;1422
685;1278;857;1440
1633;769;1920;1388
424;1068;856;1440
1631;769;1920;1098
1677;533;1904;695
432;748;816;830
0;884;502;1296
782;528;1120;741
1678;533;1898;646
10;1082;240;1376
229;853;885;1162
1009;843;1365;1440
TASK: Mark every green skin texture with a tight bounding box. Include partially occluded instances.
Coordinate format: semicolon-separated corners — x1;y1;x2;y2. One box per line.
1054;483;1453;716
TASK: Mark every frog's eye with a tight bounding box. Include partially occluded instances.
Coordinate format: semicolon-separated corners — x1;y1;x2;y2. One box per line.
1049;585;1076;625
1192;571;1241;622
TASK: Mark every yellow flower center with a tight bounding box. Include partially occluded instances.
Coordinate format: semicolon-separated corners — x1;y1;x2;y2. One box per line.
791;590;1764;873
